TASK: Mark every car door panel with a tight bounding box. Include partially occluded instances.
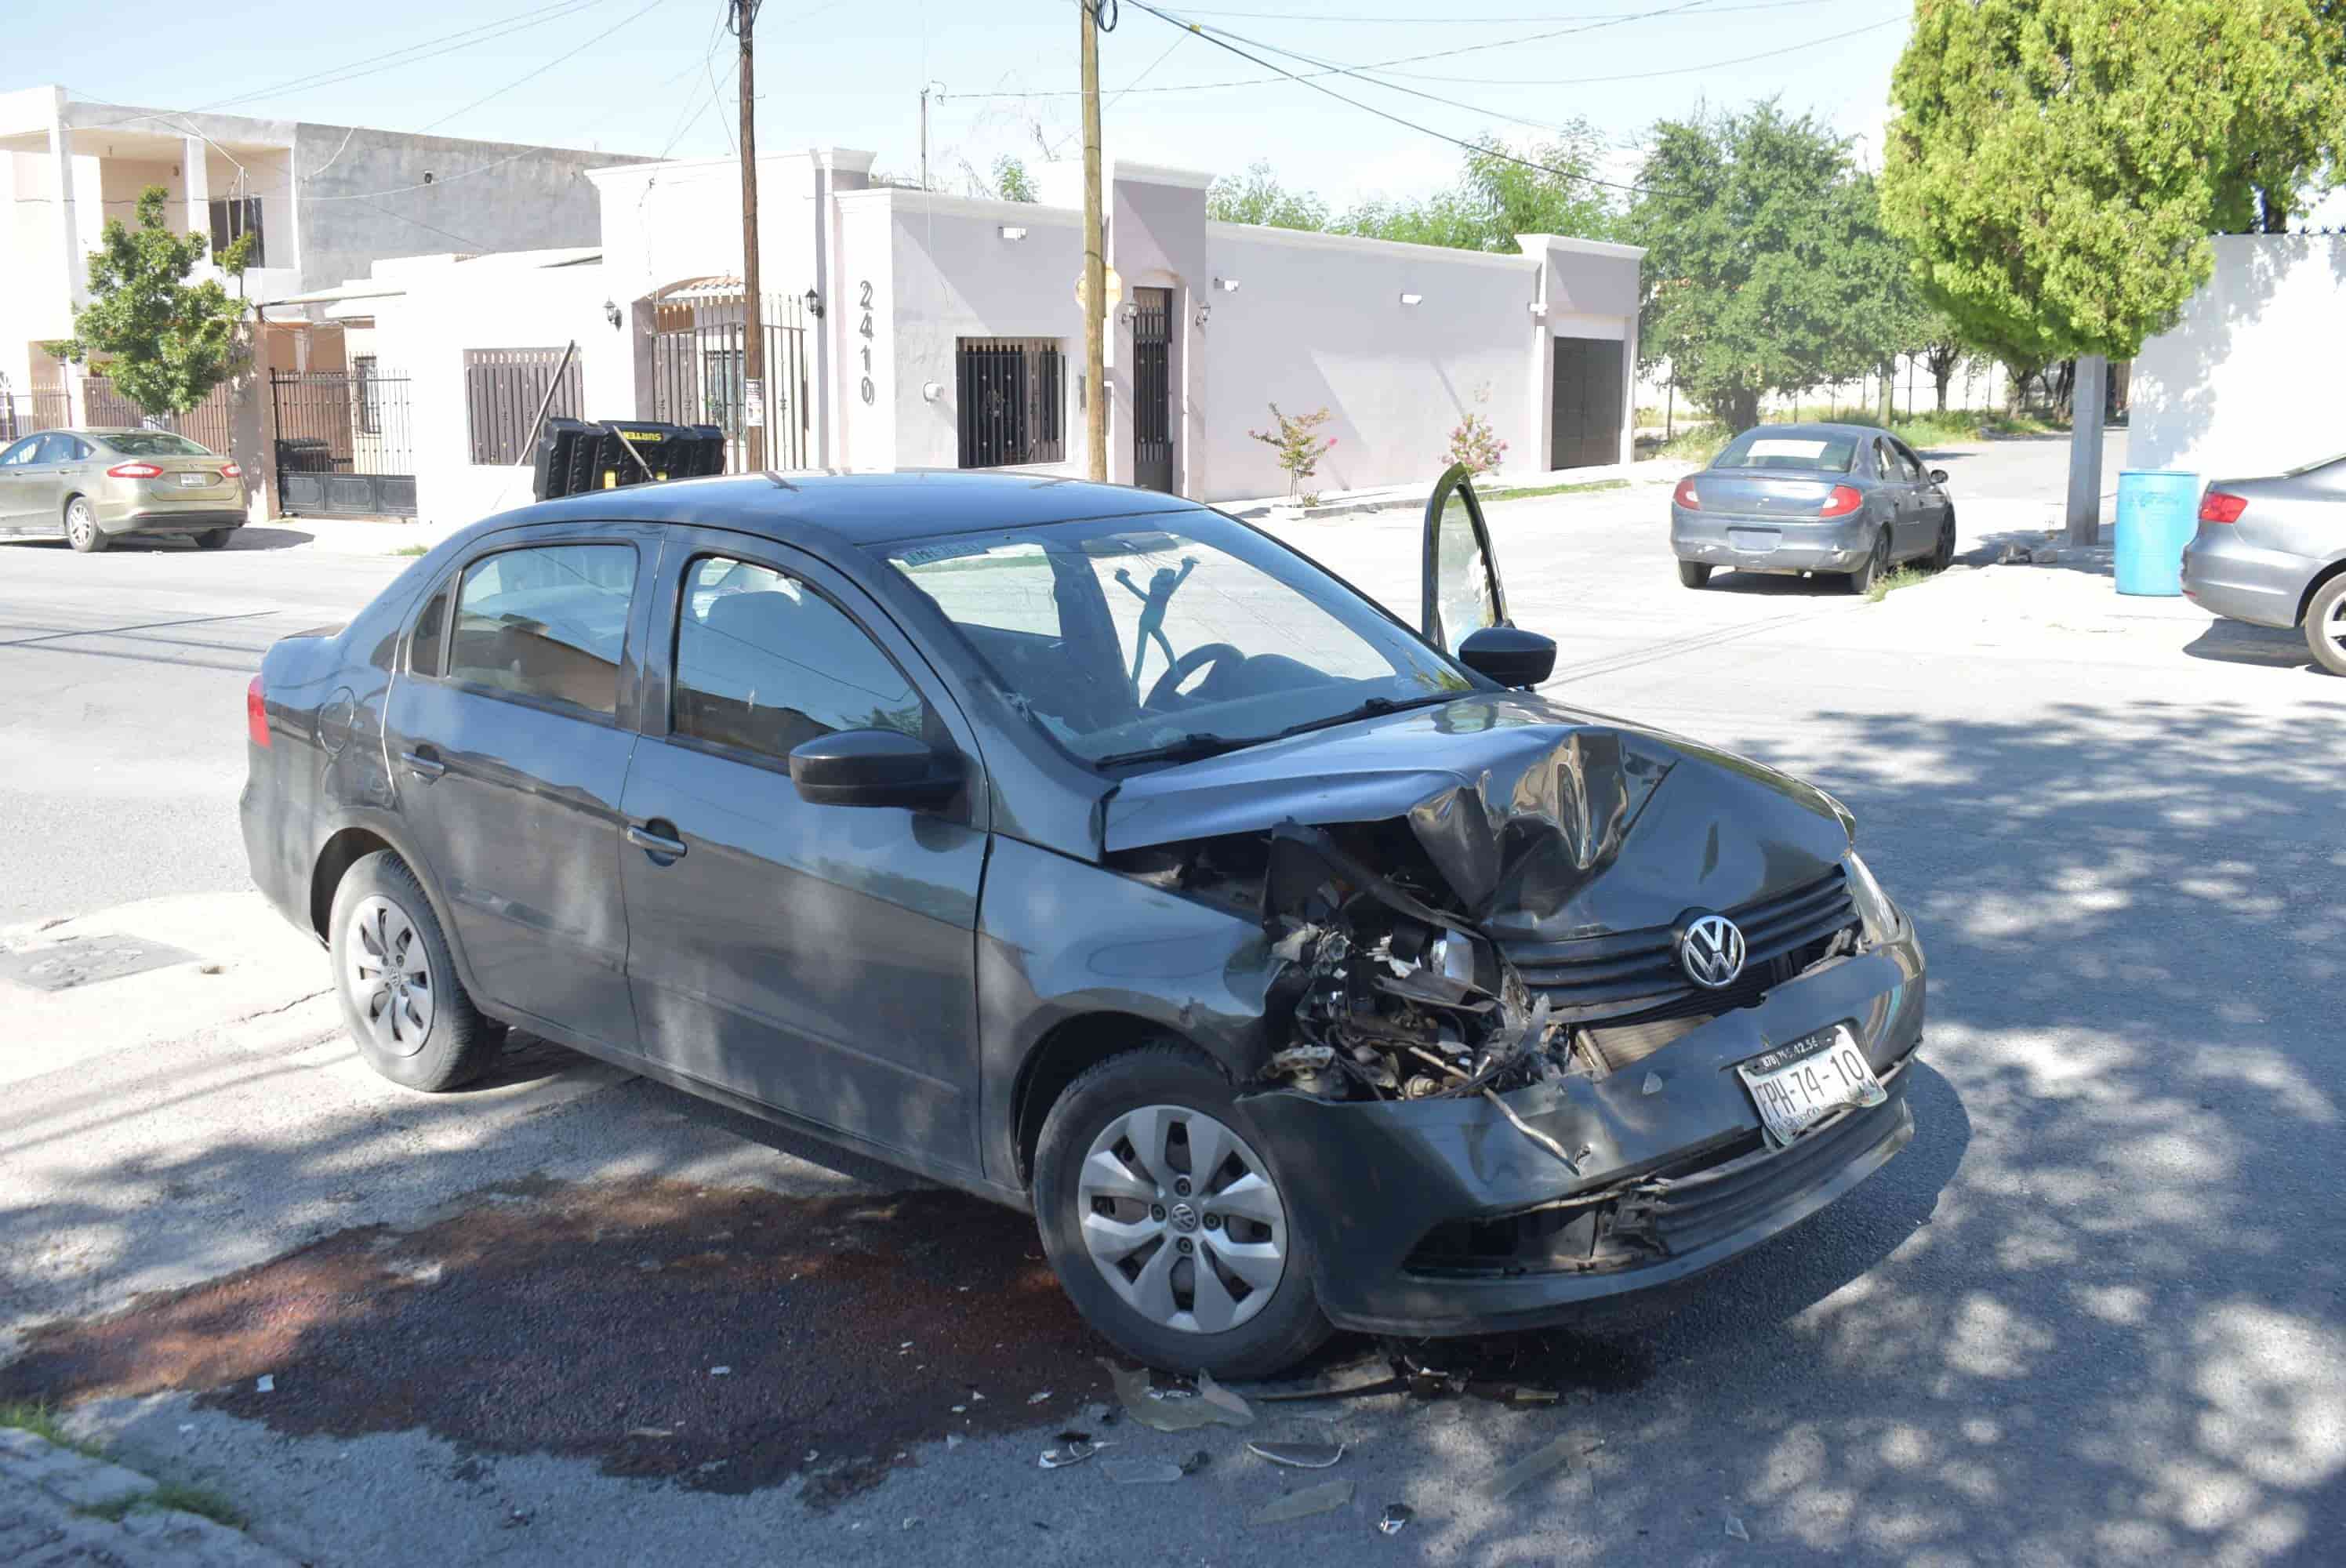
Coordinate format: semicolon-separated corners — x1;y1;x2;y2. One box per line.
0;435;34;531
619;528;989;1173
1422;463;1509;652
381;527;656;1049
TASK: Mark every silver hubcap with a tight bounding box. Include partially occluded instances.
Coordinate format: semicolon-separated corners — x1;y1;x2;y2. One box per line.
1078;1104;1288;1334
67;503;92;544
2322;599;2346;657
344;895;434;1057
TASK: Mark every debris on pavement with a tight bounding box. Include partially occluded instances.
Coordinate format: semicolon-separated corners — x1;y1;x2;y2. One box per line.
1233;1353;1400;1403
1247;1440;1346;1469
1196;1369;1255;1425
1027;1390;1053;1404
1178;1450;1211;1475
1038;1432;1098;1469
1486;1435;1574;1500
1726;1515;1751;1542
709;1366;731;1376
254;1374;273;1393
1250;1479;1355;1525
1104;1358;1253;1432
1378;1503;1414;1537
624;1428;674;1439
1102;1459;1186;1485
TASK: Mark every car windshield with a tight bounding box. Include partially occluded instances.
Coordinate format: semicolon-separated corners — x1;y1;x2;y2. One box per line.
101;431;213;457
1714;430;1859;474
876;510;1473;765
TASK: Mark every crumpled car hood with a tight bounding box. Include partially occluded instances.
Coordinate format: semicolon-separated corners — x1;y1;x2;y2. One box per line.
1099;692;1854;942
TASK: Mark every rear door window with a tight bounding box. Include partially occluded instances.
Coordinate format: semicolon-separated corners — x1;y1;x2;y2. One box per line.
446;543;637;718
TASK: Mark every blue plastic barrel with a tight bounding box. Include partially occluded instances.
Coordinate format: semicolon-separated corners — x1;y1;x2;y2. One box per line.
2114;470;2200;596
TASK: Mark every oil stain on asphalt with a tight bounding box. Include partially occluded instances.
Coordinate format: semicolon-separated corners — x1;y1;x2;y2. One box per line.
0;1178;1113;1503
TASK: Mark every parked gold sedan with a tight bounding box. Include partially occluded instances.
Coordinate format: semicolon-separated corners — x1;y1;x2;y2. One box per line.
0;428;248;553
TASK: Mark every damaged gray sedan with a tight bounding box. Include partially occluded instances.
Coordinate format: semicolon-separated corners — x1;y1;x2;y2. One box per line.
242;463;1923;1378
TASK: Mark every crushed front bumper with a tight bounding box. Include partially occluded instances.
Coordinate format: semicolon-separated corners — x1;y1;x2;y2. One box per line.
1242;925;1925;1336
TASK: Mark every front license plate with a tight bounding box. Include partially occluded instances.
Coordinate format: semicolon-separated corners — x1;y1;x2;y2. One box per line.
1736;1025;1886;1145
179;471;209;487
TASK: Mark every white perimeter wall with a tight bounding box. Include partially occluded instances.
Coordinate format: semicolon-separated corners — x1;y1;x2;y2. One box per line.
2134;234;2346;481
1201;223;1542;502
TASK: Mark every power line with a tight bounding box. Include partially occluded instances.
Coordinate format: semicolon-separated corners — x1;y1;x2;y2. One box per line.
1379;15;1904;82
1156;0;1832;20
417;0;676;133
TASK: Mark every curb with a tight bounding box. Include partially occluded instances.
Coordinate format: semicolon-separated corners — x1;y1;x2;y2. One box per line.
0;1426;296;1566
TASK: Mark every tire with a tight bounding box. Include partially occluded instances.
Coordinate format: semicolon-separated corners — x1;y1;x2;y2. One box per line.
1676;560;1712;589
327;849;506;1091
1928;513;1956;572
64;497;107;554
195;528;232;550
1033;1040;1332;1379
1847;528;1891;594
2308;574;2346;677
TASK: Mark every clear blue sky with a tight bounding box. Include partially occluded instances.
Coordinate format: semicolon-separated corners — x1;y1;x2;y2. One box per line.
16;0;1919;210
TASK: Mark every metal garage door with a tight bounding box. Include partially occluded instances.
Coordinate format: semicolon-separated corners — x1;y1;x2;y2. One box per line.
1550;338;1624;470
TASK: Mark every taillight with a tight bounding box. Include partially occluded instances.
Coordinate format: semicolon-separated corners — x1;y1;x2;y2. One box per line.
1819;485;1865;518
1673;477;1701;510
107;461;164;479
220;462;243;480
246;676;270;748
2199;491;2247;524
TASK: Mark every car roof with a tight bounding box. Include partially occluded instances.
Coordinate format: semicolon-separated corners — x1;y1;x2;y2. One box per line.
492;468;1210;546
1730;423;1893;442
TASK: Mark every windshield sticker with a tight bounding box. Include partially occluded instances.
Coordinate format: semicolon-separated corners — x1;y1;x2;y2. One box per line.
892;540;1000;568
1747;438;1831;461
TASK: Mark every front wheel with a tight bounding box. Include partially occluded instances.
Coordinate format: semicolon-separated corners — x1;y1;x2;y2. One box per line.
1928;514;1956;572
1033;1042;1331;1378
195;528;232;550
64;498;107;554
1847;528;1891;594
2307;575;2346;677
1676;560;1712;589
328;850;506;1091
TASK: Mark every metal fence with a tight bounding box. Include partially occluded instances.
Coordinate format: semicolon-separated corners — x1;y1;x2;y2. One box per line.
83;375;236;455
463;347;583;465
955;337;1066;469
648;289;808;470
269;368;416;517
0;390;72;445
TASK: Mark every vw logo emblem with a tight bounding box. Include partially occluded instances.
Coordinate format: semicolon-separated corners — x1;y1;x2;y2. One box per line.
1168;1202;1200;1234
1677;912;1747;989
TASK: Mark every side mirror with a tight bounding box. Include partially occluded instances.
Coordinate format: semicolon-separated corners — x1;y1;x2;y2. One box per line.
1457;625;1556;688
788;728;961;809
1929;468;1949;485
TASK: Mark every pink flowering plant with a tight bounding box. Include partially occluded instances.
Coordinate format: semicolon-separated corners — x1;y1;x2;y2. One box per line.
1446;410;1506;475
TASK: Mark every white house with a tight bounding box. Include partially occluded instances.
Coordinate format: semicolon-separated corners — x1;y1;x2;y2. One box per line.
0;83;647;491
287;147;1643;526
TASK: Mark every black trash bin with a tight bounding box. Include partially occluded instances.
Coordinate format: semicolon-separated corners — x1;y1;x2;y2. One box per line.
532;419;726;501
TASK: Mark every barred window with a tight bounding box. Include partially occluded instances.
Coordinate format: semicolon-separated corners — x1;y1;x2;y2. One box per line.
955;339;1065;468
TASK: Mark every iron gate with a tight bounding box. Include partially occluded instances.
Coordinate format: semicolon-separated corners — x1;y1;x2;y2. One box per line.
649;288;808;470
1131;287;1174;492
0;388;71;445
270;368;416;517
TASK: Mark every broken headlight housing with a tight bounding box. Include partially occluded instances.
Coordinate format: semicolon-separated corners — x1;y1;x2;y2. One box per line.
1842;850;1898;944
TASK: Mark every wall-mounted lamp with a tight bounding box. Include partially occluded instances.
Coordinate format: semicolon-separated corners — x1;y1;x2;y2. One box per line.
998;225;1028;241
803;287;825;319
1193;304;1211;329
602;298;623;328
1214;277;1239;292
922;380;943;401
1527;300;1549;318
1399;292;1423;307
1117;301;1138;325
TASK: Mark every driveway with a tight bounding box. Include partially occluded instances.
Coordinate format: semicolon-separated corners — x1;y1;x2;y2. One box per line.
5;437;2343;1567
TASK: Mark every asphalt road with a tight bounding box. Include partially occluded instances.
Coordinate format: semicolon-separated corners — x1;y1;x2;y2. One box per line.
10;434;2346;1566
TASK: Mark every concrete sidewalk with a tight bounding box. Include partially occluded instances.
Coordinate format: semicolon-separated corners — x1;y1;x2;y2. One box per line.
0;1426;293;1567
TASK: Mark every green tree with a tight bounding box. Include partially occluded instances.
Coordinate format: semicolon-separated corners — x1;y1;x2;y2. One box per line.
51;186;252;416
1882;0;2346;365
1342;129;1621;252
1206;161;1331;231
993;154;1037;203
1629;103;1900;433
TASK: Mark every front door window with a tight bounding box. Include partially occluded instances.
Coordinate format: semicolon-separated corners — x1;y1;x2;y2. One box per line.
1422;463;1508;655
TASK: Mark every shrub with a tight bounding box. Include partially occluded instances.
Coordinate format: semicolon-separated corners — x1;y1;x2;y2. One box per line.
1445;412;1507;475
1249;405;1337;500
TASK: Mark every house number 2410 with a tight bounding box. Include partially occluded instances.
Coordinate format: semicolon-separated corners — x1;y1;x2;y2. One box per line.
858;281;876;405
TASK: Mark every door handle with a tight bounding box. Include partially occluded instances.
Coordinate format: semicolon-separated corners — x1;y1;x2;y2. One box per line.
399;747;446;782
627;820;688;860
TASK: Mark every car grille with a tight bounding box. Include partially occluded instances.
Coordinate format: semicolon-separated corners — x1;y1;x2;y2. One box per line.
1501;867;1857;1031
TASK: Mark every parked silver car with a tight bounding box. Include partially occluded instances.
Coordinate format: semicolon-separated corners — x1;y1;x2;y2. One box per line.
2181;454;2346;676
0;427;248;553
1671;423;1956;593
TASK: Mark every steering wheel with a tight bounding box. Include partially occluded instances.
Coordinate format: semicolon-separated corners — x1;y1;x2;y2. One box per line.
1146;642;1244;710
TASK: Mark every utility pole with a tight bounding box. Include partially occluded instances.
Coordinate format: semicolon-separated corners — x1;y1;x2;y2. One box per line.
1079;0;1106;482
919;85;931;193
2065;353;2108;546
735;0;766;472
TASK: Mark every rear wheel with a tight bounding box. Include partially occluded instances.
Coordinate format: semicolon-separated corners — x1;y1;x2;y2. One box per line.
64;497;106;554
1847;528;1891;594
1033;1041;1331;1378
328;850;506;1091
1676;560;1712;589
2307;575;2346;677
195;528;231;550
